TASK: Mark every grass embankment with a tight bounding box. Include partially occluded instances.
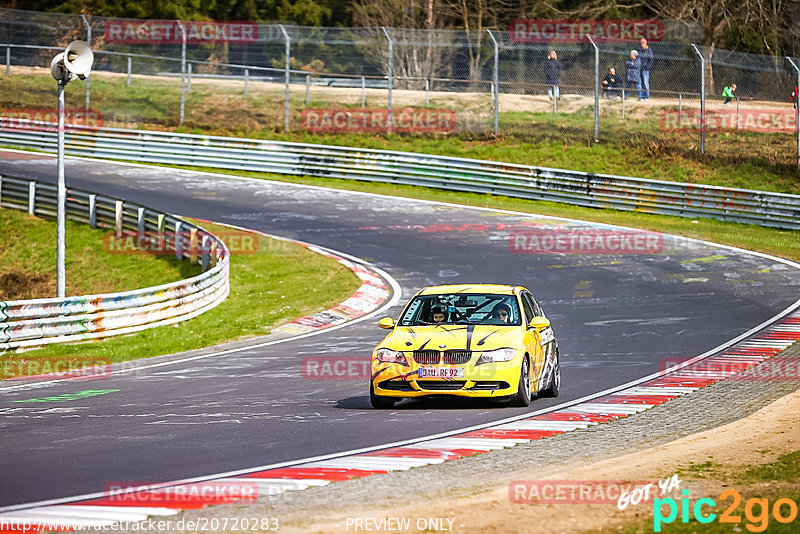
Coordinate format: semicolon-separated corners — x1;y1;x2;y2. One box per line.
603;450;800;533
0;207;200;300
1;68;798;192
0;213;361;367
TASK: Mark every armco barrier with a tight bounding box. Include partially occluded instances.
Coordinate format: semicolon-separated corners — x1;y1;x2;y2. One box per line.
1;121;799;230
0;175;230;350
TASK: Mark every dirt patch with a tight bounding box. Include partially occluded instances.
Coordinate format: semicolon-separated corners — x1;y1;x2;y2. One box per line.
0;269;54;300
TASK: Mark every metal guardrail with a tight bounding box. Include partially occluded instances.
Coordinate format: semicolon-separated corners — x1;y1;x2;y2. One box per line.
1;121;799;230
0;175;230;350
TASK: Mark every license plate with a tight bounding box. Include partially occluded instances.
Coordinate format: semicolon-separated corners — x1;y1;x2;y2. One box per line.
418;367;465;378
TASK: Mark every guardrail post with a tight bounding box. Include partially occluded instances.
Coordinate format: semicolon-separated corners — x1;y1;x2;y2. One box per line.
244;68;249;96
786;57;800;169
174;221;183;259
200;235;210;270
361;76;366;107
189;227;198;263
28;181;35;215
126;56;131;87
587;35;599;141
691;44;705;154
210;240;218;268
381;26;393;134
176;20;187;126
137;207;145;234
115;200;123;237
157;213;165;233
81;15;91;111
487;29;499;135
88;193;96;228
279;24;291;132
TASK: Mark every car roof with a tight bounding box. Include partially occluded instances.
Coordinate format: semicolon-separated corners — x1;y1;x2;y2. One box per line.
417;284;523;296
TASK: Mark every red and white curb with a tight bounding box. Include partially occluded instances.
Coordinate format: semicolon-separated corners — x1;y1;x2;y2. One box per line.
2;311;797;532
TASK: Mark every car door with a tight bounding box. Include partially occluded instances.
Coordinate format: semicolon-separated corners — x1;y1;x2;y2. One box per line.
519;292;546;383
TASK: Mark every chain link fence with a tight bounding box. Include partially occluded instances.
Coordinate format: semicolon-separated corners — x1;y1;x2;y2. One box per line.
1;7;799;168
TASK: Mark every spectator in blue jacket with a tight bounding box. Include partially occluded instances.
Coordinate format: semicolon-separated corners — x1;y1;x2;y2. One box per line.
638;38;653;100
625;50;641;99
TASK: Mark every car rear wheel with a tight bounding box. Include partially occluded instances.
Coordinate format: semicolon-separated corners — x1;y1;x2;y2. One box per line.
539;351;560;398
370;382;397;409
510;356;531;407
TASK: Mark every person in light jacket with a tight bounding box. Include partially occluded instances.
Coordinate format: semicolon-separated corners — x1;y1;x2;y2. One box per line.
544;50;562;100
625;50;641;99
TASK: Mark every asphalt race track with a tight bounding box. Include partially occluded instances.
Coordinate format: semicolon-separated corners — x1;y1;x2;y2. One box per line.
2;150;800;508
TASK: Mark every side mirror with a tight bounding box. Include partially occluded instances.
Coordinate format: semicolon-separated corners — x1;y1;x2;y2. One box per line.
528;316;550;330
378;317;395;329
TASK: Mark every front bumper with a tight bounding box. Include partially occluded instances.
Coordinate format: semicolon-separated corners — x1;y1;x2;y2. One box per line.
371;359;522;398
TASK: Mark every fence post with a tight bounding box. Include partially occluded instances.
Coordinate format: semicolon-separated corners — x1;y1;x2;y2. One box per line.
736;97;740;130
691;44;705;154
126;56;131;87
622;82;626;119
176;20;187;126
244;68;249;96
487;29;499;135
381;27;393;134
187;62;192;93
678;92;682;123
425;78;430;107
279;24;290;132
89;193;96;228
587;35;599;141
305;73;310;105
81;15;91;111
5;46;9;76
786;57;800;169
361;76;366;107
115;200;123;237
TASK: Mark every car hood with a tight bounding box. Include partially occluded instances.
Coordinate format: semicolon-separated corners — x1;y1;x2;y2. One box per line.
382;324;524;352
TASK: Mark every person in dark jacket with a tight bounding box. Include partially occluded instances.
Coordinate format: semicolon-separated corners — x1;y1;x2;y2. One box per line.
602;67;622;98
638;38;653;100
544;50;562;100
625;50;641;99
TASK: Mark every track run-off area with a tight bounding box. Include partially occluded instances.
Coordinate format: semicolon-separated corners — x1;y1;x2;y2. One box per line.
1;150;800;516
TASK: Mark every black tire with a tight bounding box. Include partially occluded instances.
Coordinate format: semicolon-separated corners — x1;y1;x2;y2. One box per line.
540;351;560;398
370;382;397;409
510;355;532;407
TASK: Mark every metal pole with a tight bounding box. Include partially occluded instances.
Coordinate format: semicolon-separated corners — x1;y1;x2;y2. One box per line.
244;68;249;96
736;97;740;130
187;62;192;93
305;74;310;106
786;57;800;169
126;56;131;87
553;87;557;113
81;15;91;110
588;35;599;141
279;24;290;132
382;26;393;134
487;29;499;135
425;78;429;107
691;44;705;154
361;76;366;107
5;47;9;76
176;20;187;126
679;92;682;123
622;82;625;119
57;80;66;298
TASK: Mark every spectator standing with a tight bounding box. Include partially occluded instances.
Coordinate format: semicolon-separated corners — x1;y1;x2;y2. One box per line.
792;85;797;109
638;38;653;100
625;50;641;99
722;84;736;104
544;50;562;100
602;67;622;99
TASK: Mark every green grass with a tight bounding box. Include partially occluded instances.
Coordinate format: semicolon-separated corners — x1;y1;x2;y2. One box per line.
2;69;799;194
0;207;199;300
5;219;361;365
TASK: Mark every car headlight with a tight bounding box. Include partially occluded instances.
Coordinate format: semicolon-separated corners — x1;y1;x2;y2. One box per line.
476;348;517;365
375;348;407;364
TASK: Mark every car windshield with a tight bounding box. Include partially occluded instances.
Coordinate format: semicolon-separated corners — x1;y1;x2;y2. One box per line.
398;293;521;326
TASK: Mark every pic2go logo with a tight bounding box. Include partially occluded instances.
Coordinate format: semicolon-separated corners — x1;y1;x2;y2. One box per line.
654;489;798;532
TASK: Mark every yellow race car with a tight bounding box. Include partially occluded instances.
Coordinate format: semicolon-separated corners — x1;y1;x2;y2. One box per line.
370;284;559;409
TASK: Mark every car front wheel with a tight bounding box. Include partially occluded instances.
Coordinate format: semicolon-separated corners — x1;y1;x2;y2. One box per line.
510;355;532;407
370;382;397;409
